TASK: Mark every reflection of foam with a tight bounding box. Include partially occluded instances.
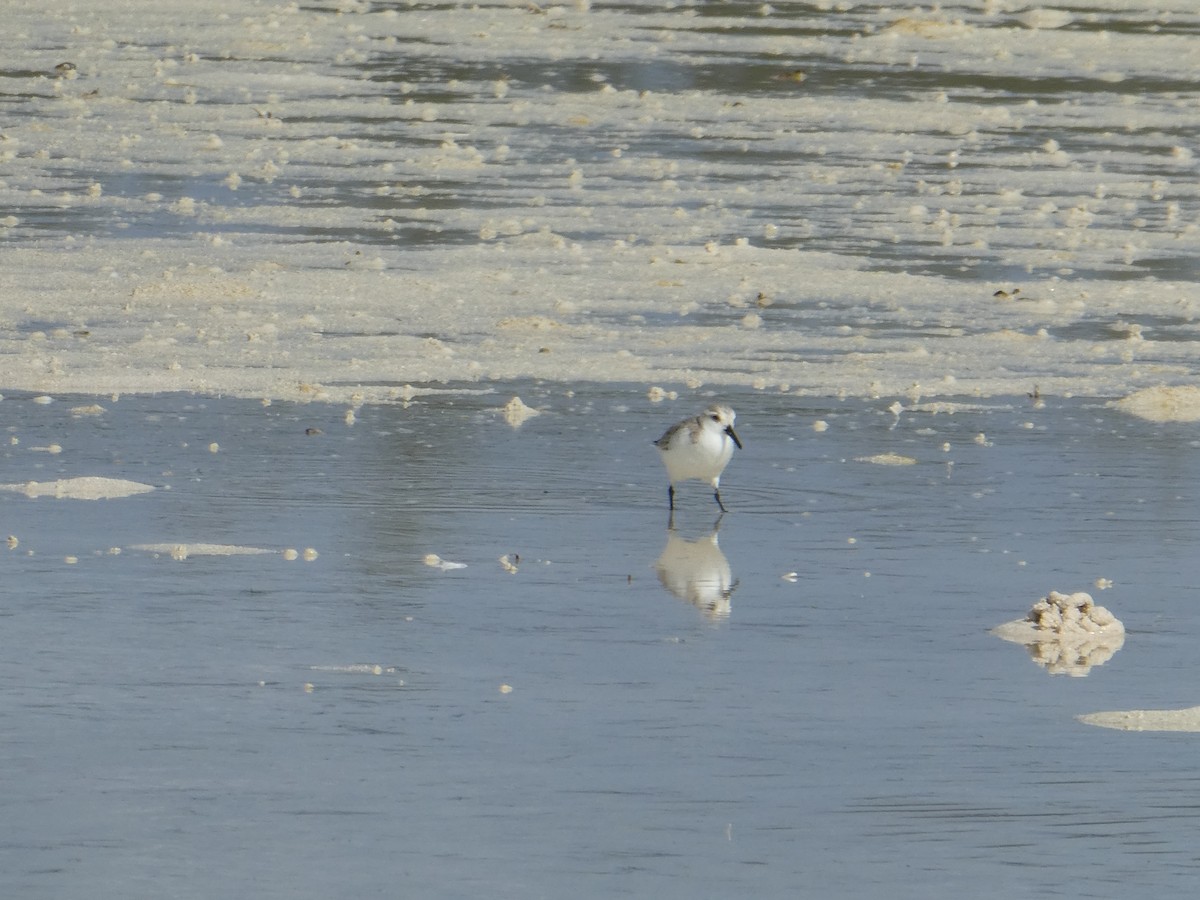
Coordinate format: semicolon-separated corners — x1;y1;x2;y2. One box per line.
991;590;1124;677
1079;707;1200;733
655;528;736;620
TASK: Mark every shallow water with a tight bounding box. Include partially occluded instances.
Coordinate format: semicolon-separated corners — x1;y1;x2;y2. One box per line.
5;2;1200;894
4;387;1200;898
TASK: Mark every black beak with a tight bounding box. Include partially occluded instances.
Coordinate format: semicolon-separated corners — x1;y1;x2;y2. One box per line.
726;425;743;449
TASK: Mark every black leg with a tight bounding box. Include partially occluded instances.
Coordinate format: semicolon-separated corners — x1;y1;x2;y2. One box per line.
668;484;675;510
714;488;728;513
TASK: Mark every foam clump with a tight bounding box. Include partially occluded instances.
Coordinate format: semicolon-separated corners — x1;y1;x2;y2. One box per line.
0;476;155;500
309;664;395;675
501;396;540;428
1110;385;1200;423
855;452;917;466
130;543;275;559
1079;706;1200;733
1024;590;1121;635
991;590;1124;677
424;553;467;571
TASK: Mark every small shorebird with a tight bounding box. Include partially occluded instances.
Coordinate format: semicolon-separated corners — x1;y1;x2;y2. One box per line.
654;405;742;512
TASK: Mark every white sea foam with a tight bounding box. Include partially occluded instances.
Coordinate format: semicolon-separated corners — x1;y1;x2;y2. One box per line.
992;590;1125;677
130;543;276;560
1;1;1196;403
0;477;155;500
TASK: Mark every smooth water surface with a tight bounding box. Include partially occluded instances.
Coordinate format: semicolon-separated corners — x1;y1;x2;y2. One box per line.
4;386;1200;898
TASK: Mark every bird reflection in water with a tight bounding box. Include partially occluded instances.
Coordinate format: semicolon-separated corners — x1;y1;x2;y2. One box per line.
654;517;738;620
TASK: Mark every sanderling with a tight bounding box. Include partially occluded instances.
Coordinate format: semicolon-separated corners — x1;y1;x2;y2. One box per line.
653;404;742;512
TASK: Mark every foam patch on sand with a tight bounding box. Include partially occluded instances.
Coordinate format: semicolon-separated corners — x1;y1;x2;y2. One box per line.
0;477;155;500
992;590;1124;677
